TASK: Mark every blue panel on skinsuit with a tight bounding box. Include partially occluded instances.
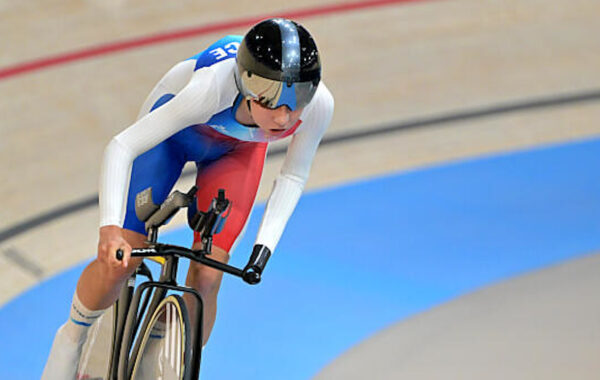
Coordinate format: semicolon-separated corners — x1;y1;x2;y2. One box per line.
0;137;599;379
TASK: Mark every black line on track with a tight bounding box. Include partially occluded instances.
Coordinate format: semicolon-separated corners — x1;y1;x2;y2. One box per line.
2;247;45;278
1;89;599;243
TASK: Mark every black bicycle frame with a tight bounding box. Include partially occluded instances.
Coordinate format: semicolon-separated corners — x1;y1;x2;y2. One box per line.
107;251;204;380
106;187;260;379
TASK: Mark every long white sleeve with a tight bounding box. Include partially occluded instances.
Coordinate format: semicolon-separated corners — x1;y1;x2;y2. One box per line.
99;67;220;227
135;60;196;119
255;83;334;252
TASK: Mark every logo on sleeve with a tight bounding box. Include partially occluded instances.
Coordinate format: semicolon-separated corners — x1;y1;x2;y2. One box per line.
209;42;240;61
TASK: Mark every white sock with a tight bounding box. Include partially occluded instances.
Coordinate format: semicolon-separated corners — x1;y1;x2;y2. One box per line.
41;291;108;380
64;291;106;343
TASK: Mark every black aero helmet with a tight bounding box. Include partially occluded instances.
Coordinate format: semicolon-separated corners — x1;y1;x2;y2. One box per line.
235;18;321;110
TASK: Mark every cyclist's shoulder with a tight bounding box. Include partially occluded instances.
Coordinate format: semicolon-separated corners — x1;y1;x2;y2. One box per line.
187;35;243;71
288;82;334;139
157;35;241;87
303;81;335;117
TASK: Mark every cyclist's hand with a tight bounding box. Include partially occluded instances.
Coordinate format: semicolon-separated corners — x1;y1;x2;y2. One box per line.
242;244;272;284
98;225;131;268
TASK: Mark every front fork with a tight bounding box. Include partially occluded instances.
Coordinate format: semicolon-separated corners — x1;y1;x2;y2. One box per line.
107;273;136;380
113;281;204;380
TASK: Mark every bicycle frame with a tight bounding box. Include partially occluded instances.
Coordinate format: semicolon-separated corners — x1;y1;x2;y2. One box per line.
105;187;250;380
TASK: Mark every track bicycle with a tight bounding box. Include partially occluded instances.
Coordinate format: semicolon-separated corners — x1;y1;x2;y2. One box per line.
77;185;269;380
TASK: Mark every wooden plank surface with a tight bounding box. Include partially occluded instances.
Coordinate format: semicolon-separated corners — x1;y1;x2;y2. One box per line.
1;0;599;360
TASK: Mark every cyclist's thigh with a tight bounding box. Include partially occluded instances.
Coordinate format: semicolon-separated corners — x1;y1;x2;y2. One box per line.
122;92;186;237
122;139;186;237
193;141;268;253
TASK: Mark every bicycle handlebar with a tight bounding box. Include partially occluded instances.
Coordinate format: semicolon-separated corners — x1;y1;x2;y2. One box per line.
114;186;269;284
116;244;262;283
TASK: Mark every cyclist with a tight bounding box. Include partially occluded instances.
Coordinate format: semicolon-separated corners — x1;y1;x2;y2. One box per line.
42;18;333;379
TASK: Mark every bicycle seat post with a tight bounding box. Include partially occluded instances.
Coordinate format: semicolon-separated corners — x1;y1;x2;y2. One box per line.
148;227;158;244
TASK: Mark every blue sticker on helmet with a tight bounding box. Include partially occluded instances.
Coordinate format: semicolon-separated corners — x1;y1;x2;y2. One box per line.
276;83;298;110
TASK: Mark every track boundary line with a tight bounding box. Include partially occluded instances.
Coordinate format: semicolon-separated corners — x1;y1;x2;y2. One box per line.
2;88;599;243
0;0;427;81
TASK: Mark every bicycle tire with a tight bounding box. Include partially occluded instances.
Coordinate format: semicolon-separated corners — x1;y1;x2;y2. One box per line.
129;294;192;380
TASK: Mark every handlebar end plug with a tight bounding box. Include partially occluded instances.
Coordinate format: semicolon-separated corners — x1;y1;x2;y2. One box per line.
242;244;271;285
242;268;261;285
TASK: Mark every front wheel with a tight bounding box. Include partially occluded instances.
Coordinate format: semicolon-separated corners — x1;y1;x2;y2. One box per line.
130;295;192;380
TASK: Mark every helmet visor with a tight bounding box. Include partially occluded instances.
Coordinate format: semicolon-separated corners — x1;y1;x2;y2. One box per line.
239;70;318;111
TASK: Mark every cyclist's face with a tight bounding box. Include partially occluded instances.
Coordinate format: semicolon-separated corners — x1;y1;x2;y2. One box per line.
250;100;303;136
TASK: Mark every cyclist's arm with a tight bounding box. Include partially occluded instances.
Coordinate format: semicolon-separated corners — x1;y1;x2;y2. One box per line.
99;67;220;228
254;82;335;253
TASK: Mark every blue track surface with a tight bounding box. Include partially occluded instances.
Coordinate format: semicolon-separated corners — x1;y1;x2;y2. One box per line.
1;137;600;379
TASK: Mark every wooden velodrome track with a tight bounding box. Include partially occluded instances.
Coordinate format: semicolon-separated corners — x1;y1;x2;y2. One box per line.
1;0;599;378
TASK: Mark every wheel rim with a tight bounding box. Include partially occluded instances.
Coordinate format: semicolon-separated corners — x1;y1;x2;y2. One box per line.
130;295;190;380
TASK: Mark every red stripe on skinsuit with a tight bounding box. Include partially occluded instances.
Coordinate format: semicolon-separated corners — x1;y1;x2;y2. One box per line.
279;120;302;139
193;141;268;252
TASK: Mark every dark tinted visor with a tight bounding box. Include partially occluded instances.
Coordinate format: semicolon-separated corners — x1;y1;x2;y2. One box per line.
239;70;318;110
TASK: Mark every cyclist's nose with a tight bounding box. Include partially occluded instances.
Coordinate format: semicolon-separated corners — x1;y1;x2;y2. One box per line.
273;107;291;126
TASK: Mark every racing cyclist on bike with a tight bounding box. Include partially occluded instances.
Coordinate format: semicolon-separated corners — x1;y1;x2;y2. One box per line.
42;18;334;379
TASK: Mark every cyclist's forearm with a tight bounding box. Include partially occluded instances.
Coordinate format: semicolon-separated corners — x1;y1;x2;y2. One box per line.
255;173;304;252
